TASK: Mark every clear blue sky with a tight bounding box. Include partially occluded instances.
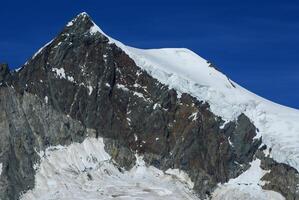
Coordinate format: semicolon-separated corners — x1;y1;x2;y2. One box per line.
1;0;298;108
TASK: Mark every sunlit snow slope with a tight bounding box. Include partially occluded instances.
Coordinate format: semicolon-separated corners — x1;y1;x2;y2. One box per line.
86;14;299;172
126;47;299;171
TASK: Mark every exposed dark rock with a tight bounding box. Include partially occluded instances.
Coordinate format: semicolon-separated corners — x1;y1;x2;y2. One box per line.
256;149;299;200
0;63;10;83
104;138;136;170
0;88;89;200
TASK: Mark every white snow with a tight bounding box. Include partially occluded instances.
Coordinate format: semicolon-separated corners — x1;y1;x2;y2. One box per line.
90;24;101;35
0;163;2;176
14;66;23;72
188;112;198;121
32;39;54;60
20;137;198;200
103;54;108;62
153;103;160;110
116;84;150;101
54;42;62;49
67;76;75;82
116;83;129;91
133;91;147;100
87;85;93;95
87;19;299;172
212;159;284;200
78;83;94;95
66;21;73;27
67;12;87;28
51;67;74;83
127;117;131;126
165;168;194;188
228;137;234;147
44;96;48;104
52;68;66;79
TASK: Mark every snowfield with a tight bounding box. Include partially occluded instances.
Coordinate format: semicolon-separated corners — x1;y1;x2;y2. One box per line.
88;15;299;173
21;137;198;200
20;137;283;200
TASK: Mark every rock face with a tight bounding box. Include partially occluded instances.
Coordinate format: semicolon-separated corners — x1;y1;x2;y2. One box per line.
0;63;10;83
0;13;298;200
255;149;299;200
0;87;91;200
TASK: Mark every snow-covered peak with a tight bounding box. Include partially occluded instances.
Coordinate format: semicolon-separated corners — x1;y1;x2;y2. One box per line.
65;12;107;36
83;13;236;93
66;12;91;26
84;13;299;172
78;11;89;17
22;12;299;173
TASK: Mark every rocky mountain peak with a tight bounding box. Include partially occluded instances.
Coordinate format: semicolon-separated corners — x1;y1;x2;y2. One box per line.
63;12;105;39
1;12;298;200
66;12;93;30
5;12;263;198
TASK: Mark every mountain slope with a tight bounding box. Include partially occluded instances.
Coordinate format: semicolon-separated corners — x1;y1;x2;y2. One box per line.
0;12;298;200
90;14;299;172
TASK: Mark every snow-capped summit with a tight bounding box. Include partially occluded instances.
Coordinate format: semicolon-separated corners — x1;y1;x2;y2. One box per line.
0;12;298;200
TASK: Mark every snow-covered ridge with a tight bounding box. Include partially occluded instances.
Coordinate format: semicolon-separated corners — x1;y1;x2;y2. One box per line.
84;12;299;172
21;137;198;200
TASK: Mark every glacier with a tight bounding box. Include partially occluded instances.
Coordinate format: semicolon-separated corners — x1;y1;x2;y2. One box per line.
21;137;198;200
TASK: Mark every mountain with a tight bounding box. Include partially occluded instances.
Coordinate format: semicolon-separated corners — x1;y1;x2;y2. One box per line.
0;12;298;200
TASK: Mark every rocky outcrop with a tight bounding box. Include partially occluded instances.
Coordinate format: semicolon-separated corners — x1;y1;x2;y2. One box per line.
0;87;89;200
0;63;10;83
255;148;299;200
0;13;297;199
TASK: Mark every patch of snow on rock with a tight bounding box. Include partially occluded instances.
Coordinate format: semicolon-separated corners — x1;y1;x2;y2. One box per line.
212;159;284;200
0;163;2;176
116;84;129;92
52;68;66;79
188;112;198;121
44;96;48;104
67;76;75;82
87;85;93;95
